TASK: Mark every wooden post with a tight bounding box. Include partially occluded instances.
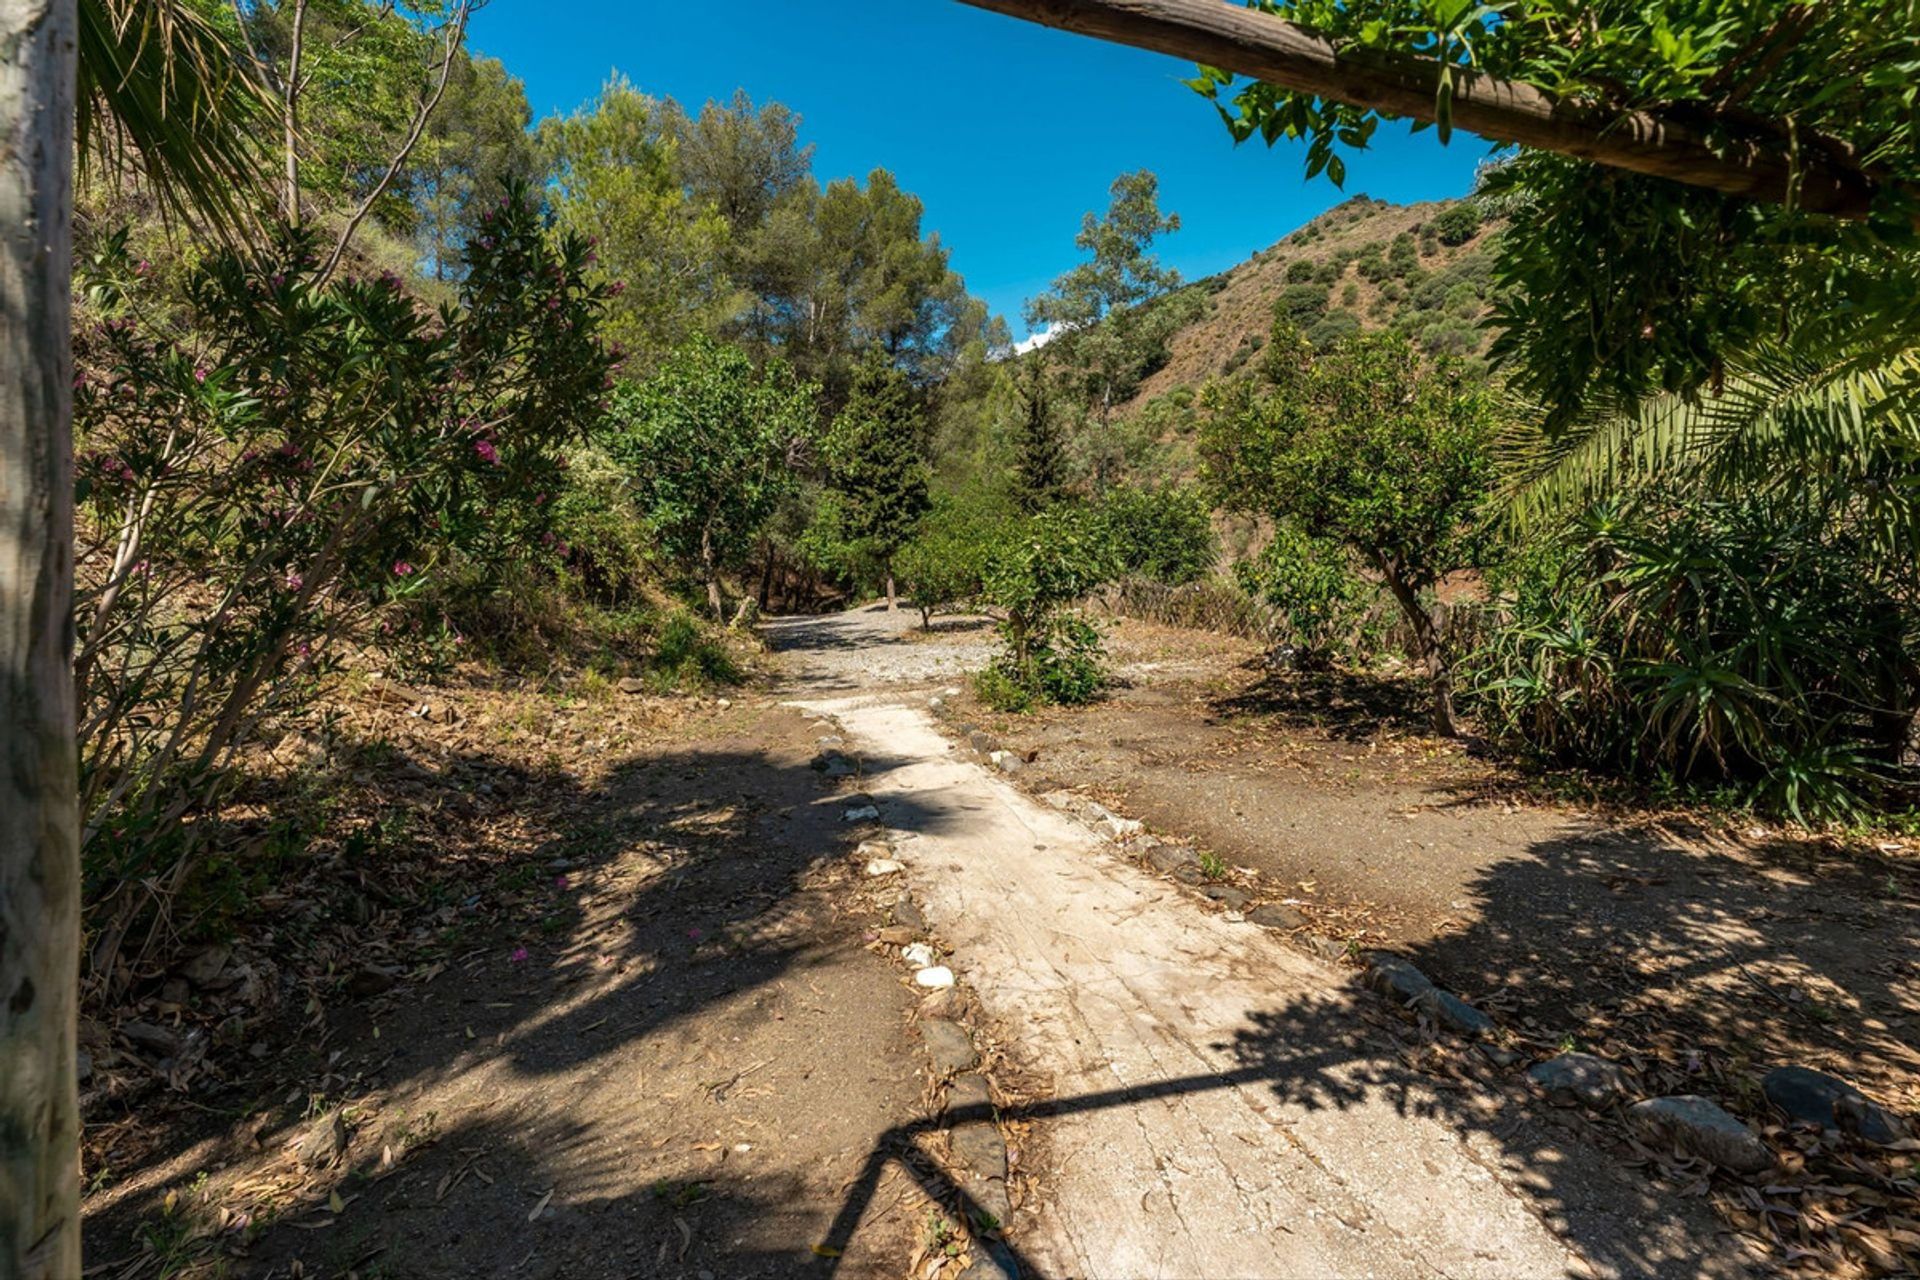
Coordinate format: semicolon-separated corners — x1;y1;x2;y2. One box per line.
0;0;82;1274
955;0;1893;219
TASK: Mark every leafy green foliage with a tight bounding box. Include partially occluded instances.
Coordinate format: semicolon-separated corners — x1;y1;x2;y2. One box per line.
1235;525;1376;665
78;0;274;235
895;494;1005;627
1011;358;1069;514
602;335;818;613
1092;485;1216;585
737;167;984;397
541;76;734;363
1202;327;1498;731
73;186;612;918
825;356;932;579
411;52;539;281
1427;202;1482;247
979;509;1119;708
1275;281;1330;325
1469;495;1918;823
1499;323;1920;549
1188;2;1920;421
1026;171;1187;483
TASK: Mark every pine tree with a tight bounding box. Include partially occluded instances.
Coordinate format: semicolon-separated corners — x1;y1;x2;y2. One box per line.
1013;358;1067;515
829;356;932;609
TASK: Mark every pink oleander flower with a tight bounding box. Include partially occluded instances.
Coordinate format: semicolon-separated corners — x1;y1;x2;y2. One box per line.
194;366;208;383
285;571;303;592
473;439;499;465
392;560;414;577
510;946;529;963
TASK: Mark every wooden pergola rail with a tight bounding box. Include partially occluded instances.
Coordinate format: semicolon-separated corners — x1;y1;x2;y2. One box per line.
955;0;1894;219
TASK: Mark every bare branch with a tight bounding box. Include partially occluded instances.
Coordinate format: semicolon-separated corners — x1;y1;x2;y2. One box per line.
317;0;471;281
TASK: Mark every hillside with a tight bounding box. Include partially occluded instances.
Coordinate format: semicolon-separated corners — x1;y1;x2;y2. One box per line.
1127;193;1502;410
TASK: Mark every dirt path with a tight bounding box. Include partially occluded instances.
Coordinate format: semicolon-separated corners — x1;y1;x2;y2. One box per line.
770;606;1739;1280
83;695;937;1280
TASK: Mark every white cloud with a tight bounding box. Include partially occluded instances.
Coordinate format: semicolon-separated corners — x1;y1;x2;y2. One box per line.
1011;324;1065;356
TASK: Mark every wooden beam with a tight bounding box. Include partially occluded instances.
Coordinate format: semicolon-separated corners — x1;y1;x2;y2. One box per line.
955;0;1885;219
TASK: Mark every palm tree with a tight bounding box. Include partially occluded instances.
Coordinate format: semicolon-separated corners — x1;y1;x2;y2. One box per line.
2;5;265;1273
77;0;276;234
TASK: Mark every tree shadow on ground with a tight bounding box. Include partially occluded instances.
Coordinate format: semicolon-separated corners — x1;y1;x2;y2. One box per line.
820;982;1742;1280
84;719;961;1278
1210;658;1436;741
1399;822;1920;1088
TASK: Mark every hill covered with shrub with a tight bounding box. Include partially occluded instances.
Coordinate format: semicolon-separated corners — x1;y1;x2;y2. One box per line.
1128;193;1501;405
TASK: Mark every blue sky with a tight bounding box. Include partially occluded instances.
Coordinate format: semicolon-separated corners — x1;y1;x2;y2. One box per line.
469;0;1488;339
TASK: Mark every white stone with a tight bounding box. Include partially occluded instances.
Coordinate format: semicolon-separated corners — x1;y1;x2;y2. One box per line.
844;805;880;822
929;696;945;710
856;839;894;860
913;965;956;989
1103;815;1144;842
866;858;906;876
903;942;938;967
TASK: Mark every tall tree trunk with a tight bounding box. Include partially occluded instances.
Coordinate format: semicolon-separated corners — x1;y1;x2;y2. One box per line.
282;0;307;226
1371;555;1456;738
884;566;897;612
700;526;723;622
1;0;81;1274
756;538;774;612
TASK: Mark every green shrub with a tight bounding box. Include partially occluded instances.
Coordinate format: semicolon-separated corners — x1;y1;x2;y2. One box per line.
72;187;612;961
1467;496;1916;822
1306;310;1364;351
1387;234;1420;276
896;496;1001;626
1430;202;1483;246
649;610;741;689
1235;524;1377;664
548;443;655;606
1275;281;1331;325
1093;485;1217;585
973;664;1034;712
1285;259;1318;283
979;508;1118;708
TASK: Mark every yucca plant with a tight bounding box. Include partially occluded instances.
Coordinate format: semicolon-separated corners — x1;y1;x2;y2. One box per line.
1469;493;1918;822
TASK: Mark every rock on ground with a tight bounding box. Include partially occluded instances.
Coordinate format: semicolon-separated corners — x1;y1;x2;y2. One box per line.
1528;1053;1634;1110
1762;1065;1905;1145
1627;1096;1772;1174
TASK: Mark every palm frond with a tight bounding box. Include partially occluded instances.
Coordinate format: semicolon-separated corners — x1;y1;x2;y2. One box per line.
77;0;276;237
1499;319;1920;533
